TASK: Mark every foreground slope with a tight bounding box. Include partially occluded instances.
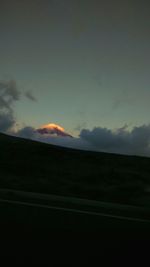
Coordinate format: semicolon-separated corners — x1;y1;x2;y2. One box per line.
0;133;150;207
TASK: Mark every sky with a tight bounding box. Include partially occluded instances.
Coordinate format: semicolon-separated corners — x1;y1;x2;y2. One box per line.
0;0;150;156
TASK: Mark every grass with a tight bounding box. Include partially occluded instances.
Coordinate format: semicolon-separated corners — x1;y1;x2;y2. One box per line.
0;132;150;207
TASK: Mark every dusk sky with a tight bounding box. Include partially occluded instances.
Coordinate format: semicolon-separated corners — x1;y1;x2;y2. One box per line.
1;0;150;156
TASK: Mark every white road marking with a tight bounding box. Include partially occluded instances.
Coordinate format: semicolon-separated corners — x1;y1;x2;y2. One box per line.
0;188;143;209
0;198;150;224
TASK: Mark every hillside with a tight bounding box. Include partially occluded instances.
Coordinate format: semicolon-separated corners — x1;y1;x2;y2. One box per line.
0;133;150;207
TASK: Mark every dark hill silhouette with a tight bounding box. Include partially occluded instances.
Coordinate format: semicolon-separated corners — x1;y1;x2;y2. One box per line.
0;132;150;207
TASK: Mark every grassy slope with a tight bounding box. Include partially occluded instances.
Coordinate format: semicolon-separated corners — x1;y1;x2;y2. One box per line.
0;133;150;207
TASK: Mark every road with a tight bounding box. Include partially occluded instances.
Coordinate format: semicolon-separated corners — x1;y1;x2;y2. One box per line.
0;188;150;237
0;189;150;264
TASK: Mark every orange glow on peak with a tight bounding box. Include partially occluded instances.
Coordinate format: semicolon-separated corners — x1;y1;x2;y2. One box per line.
40;123;65;132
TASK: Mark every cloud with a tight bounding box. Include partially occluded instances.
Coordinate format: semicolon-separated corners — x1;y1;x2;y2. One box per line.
0;79;37;133
1;79;149;157
12;124;150;157
14;126;92;151
0;80;20;111
16;126;37;139
25;91;37;102
0;112;15;132
80;125;150;156
0;79;21;132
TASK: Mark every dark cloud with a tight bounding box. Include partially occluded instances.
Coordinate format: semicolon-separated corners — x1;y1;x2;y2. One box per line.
0;112;15;132
0;80;20;111
0;79;21;132
17;126;37;139
25;91;37;102
80;125;150;156
0;79;37;133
